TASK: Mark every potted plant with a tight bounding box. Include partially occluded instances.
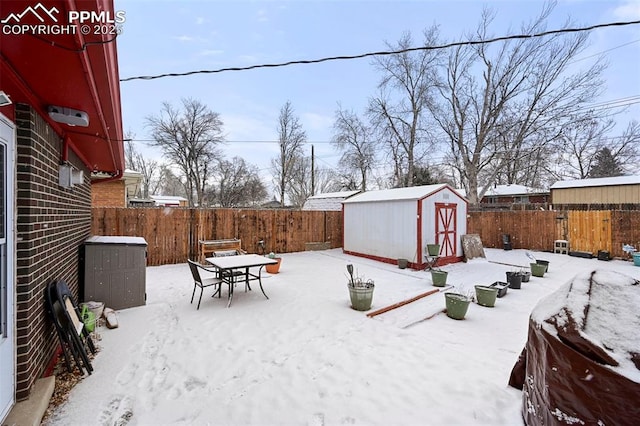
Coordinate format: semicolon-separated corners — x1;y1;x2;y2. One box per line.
489;281;509;298
506;270;523;289
265;252;282;274
530;262;546;277
430;268;448;287
474;285;499;307
346;264;374;311
426;243;440;256
444;288;472;320
520;269;531;283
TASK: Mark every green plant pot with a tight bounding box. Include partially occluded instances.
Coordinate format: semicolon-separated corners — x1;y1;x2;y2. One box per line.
348;284;374;311
426;244;440;256
475;285;499;307
397;258;408;269
445;293;471;320
530;263;546;277
431;270;448;287
536;259;549;272
633;253;640;267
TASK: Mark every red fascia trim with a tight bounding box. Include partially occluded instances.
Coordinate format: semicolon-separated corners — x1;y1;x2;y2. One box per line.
343;250;424;271
343;250;463;270
437;255;464;266
341;206;345;248
416;200;423;267
418;184;469;205
69;0;118;172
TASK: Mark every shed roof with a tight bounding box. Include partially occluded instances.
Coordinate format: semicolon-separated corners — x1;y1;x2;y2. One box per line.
342;184;462;203
550;175;640;190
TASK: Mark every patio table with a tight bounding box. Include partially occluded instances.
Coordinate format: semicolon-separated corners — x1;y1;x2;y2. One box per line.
205;254;277;307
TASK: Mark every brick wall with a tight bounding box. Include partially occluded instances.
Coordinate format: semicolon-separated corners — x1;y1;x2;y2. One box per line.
92;179;125;207
14;104;91;400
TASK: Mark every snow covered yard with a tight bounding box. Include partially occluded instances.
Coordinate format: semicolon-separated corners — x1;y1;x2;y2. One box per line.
44;248;640;425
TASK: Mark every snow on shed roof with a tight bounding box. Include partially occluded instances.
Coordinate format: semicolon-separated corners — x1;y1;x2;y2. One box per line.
484;184;548;196
342;184;461;203
550;175;640;190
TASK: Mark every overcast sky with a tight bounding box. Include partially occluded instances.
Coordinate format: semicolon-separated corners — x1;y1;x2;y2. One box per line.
114;0;640;187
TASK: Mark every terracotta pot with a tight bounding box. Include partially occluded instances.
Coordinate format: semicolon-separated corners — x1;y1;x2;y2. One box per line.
265;257;282;274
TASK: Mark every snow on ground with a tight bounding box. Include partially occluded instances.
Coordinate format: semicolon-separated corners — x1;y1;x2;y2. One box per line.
44;249;640;426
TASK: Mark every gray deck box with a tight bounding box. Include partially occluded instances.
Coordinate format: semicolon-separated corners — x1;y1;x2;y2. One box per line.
82;236;147;310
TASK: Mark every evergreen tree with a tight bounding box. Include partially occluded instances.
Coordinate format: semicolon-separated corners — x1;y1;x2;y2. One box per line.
588;147;623;178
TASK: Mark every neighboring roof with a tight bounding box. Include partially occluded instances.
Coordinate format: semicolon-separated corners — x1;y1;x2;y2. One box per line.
151;195;187;205
123;169;143;177
342;184;463;203
306;190;361;200
550;175;640;190
302;190;361;211
483;184;549;197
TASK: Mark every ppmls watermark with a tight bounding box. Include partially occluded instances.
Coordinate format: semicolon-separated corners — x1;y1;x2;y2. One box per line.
1;3;125;36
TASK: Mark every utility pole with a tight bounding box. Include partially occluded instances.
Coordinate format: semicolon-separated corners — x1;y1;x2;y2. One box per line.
311;144;315;196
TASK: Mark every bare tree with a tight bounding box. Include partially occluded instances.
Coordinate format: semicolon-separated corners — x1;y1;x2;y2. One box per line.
125;135;158;199
431;4;606;203
287;154;312;208
551;115;615;179
332;106;377;191
271;101;307;207
155;164;186;198
212;157;268;207
368;26;443;187
597;120;640;175
146;98;224;206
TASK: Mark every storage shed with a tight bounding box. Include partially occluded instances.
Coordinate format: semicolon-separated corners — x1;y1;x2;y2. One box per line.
551;175;640;205
342;184;467;269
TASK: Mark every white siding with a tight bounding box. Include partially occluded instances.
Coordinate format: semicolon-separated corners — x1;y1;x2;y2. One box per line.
420;188;467;258
344;200;418;261
343;184;468;266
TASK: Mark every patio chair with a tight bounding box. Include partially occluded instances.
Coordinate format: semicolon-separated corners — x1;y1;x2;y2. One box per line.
188;260;225;309
45;280;95;375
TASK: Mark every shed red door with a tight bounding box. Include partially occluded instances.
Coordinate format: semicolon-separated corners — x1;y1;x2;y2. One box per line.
435;203;457;260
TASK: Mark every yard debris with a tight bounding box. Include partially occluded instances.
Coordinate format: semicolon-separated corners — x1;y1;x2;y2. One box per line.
104;307;119;329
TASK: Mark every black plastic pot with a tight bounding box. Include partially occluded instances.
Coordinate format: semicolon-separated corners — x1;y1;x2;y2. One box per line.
490;281;509;298
506;271;522;289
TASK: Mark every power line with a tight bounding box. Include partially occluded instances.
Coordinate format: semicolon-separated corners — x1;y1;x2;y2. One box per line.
569;38;640;64
120;20;640;82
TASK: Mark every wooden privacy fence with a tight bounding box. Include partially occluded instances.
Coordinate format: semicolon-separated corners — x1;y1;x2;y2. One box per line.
92;208;343;266
467;210;640;259
92;208;640;266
